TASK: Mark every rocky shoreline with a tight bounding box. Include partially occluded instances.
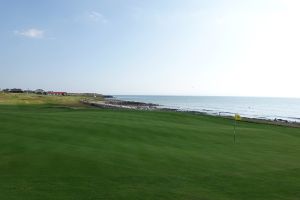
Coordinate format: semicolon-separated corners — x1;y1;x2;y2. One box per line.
80;98;159;110
81;97;300;128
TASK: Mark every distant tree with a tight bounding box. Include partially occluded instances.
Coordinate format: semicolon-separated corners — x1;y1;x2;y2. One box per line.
10;88;23;93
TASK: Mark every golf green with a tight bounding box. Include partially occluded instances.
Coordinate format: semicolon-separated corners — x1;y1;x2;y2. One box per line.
0;105;299;200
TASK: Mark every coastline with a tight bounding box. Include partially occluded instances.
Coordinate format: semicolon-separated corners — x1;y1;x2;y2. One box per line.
81;96;300;128
80;98;159;110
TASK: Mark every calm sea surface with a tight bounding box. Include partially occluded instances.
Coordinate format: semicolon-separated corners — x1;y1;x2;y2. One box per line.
115;96;300;122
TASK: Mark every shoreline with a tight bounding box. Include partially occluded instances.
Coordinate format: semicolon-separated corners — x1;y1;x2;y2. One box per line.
81;97;300;128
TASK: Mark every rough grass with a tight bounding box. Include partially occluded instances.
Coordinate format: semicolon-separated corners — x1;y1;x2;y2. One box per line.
0;93;101;107
0;103;299;200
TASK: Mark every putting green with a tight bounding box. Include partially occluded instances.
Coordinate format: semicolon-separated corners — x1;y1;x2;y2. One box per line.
0;104;299;200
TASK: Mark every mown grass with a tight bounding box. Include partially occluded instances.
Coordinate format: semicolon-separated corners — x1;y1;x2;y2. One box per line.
0;98;299;199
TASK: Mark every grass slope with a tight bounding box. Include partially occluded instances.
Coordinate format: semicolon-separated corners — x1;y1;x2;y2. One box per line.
0;104;299;200
0;93;100;106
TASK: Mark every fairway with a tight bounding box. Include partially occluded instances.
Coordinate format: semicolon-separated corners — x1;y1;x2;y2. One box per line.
0;104;299;200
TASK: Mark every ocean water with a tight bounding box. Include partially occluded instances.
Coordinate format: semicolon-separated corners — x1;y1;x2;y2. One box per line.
115;95;300;122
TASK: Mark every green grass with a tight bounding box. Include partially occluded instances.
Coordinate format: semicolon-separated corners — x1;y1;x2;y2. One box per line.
0;93;101;106
0;103;299;199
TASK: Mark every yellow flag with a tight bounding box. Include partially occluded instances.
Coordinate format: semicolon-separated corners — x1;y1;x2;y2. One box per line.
234;114;241;121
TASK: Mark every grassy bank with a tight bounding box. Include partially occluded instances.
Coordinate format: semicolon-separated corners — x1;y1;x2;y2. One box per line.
0;93;102;107
0;99;299;199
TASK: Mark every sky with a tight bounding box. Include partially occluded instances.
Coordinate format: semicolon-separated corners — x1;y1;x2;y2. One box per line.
0;0;300;97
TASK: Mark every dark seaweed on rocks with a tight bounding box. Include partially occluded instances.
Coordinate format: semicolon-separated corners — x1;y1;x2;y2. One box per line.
106;100;158;107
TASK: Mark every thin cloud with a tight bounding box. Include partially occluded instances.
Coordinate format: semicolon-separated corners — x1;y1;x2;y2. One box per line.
14;28;44;39
88;11;108;23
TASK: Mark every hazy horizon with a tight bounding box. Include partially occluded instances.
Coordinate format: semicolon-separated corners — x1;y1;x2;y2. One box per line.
1;0;300;98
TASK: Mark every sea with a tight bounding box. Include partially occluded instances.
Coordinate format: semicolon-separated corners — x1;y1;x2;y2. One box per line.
114;95;300;123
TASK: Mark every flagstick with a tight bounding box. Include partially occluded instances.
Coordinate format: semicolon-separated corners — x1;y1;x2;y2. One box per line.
234;119;236;144
233;114;241;144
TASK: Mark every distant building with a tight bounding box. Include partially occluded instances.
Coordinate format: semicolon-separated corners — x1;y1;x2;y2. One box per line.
35;89;46;95
47;91;67;96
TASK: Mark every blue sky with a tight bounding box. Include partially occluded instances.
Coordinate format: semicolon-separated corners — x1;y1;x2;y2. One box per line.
1;0;299;97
